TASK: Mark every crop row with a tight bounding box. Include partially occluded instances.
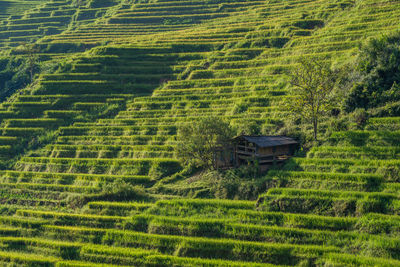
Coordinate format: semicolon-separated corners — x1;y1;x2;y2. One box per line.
44;149;174;160
87;201;152;216
261;188;399;216
0;182;99;194
0;170;151;185
307;146;400;160
44;225;339;265
17;210;125;229
16;157;181;178
56;135;173;146
267;170;383;191
58;125;177;136
35;80;156;95
0;238;279;267
328;130;400;146
150;199;400;234
289;156;399;170
118;214;400;258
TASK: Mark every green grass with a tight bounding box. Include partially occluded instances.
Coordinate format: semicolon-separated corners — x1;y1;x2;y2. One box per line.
319;253;400;267
0;0;398;265
0;250;59;266
17;209;124;228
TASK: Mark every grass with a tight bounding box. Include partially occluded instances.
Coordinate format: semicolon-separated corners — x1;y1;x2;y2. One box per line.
102;229;340;265
0;250;59;266
0;0;398;265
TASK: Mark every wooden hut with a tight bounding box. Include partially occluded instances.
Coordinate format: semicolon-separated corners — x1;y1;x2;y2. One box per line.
233;135;298;171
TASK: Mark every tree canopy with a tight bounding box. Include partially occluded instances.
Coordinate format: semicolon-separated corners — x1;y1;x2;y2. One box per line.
176;117;234;169
287;57;340;140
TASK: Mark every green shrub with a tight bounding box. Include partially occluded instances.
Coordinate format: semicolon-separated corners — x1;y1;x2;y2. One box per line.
148;160;182;180
344;31;400;111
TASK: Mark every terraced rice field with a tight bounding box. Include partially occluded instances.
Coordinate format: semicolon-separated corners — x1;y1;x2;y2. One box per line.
0;0;398;265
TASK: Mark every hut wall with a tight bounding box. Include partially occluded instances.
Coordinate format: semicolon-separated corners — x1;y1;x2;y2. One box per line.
259;147;273;155
275;145;290;155
258;145;290;156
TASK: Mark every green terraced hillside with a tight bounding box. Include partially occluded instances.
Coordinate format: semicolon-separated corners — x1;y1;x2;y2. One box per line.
0;0;399;266
0;0;46;21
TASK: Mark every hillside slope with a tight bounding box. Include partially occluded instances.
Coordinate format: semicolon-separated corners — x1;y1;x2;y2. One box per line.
0;0;46;21
0;0;399;266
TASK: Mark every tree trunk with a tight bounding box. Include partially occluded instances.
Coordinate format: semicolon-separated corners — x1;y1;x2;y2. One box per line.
30;67;33;83
313;117;318;141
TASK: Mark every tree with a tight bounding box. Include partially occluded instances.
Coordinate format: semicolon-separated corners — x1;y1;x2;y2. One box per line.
287;57;339;141
20;43;40;83
72;0;84;7
176;117;234;169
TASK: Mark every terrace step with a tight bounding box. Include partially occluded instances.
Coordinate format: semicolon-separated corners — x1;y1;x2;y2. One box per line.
0;170;151;186
0;0;398;266
260;188;400;216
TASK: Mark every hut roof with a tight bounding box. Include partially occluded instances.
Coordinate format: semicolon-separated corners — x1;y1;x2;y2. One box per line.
234;135;298;148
